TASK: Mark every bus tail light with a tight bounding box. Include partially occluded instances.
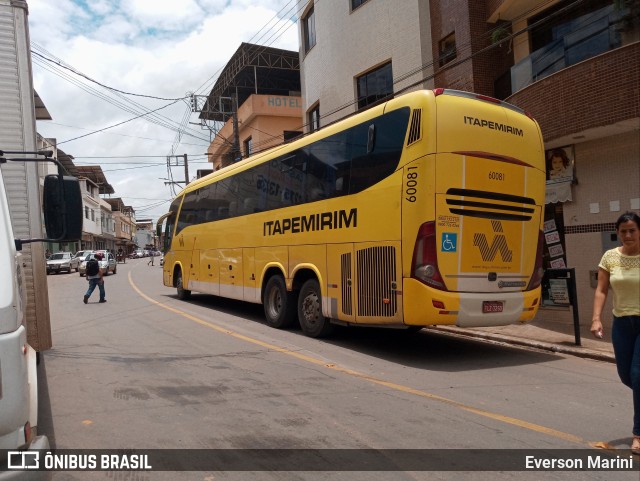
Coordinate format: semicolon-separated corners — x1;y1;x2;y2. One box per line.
527;230;545;291
432;300;445;309
412;222;447;291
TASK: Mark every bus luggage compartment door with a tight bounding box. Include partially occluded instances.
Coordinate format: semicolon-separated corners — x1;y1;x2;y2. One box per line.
243;248;258;302
200;249;220;296
219;248;243;300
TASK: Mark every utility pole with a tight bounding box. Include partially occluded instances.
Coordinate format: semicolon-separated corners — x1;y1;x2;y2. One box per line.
165;154;190;190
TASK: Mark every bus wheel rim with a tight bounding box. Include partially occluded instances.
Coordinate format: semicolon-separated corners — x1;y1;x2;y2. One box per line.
267;288;282;318
302;292;319;324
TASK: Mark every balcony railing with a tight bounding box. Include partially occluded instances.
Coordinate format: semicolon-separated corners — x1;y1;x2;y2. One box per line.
510;4;627;94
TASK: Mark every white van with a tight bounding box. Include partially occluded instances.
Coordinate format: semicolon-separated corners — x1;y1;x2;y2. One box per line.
0;163;82;479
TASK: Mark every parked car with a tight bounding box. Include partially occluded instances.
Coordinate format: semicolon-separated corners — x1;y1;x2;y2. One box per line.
79;251;117;276
78;251;96;277
46;252;79;274
134;249;145;258
95;251;117;275
74;249;93;260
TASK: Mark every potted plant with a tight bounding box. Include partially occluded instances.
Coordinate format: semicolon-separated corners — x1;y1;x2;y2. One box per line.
491;25;512;52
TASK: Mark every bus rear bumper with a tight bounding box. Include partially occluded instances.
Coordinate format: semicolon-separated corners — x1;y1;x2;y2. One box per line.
403;279;540;328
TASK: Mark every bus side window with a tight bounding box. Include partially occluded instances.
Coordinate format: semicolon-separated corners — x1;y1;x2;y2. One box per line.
243;198;257;213
218;207;229;219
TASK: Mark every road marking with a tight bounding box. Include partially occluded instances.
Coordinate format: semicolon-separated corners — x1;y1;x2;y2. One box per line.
129;272;593;447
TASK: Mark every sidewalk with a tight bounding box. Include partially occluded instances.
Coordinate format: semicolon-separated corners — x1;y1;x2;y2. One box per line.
427;316;615;363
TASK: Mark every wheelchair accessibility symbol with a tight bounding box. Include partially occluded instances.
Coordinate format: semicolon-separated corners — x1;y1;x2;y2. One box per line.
441;233;457;252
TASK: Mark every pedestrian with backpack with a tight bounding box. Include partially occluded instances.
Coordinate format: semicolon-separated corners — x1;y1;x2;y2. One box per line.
83;252;106;304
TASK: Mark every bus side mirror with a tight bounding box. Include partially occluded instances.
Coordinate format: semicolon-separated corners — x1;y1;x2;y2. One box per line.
43;174;83;241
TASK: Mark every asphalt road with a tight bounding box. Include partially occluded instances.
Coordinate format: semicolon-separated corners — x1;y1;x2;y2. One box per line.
37;259;638;480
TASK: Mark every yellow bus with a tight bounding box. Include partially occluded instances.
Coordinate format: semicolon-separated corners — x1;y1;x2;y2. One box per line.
157;89;546;337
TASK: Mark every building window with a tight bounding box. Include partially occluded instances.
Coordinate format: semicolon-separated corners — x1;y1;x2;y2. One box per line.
439;32;456;67
244;137;253;157
356;61;393;110
303;6;316;53
91;209;95;221
351;0;370;11
84;206;90;219
308;103;320;132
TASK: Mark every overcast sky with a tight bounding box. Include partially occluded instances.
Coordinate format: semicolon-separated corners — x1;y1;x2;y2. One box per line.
28;0;300;222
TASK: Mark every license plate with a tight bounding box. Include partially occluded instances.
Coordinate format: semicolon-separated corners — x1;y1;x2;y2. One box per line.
482;301;504;313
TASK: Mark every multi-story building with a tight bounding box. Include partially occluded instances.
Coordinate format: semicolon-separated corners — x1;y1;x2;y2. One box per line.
298;0;639;328
100;198;117;252
298;0;434;128
201;42;302;169
136;219;156;250
105;197;136;255
76;166;115;252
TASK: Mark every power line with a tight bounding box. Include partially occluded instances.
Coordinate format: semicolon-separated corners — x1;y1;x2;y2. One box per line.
32;44;212;143
193;0;303;95
32;2;306;198
41;121;209;146
32;50;187;101
253;0;582;137
56;99;182;145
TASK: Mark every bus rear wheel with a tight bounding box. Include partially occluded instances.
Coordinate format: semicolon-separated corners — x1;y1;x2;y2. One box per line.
263;276;296;329
176;269;191;300
298;279;333;338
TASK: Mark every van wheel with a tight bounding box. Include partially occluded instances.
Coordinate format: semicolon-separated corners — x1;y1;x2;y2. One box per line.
298;279;333;338
263;276;296;329
176;269;191;300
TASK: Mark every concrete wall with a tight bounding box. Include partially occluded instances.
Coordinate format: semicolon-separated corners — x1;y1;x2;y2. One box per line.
300;0;433;127
208;94;302;167
539;130;640;329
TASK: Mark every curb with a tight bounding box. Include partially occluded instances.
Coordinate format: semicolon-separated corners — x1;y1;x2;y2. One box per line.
426;326;616;363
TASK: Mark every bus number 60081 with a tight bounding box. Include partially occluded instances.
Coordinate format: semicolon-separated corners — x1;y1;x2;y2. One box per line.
405;166;418;202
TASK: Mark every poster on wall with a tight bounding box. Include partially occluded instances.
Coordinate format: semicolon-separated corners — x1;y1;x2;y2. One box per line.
544;219;557;233
549;279;570;305
545;145;575;204
548;243;565;258
545;231;561;245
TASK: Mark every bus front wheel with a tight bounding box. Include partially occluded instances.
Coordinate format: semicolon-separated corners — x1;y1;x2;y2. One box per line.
176;269;191;300
298;279;333;338
263;276;296;329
